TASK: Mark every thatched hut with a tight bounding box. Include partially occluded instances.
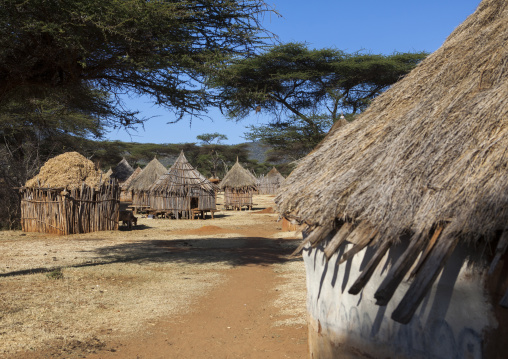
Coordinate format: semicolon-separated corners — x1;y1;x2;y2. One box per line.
276;0;508;357
120;166;142;201
150;151;216;219
19;152;119;235
128;158;167;209
258;167;285;195
111;157;134;183
219;159;257;210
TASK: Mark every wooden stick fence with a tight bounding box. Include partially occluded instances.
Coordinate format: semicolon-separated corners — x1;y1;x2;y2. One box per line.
19;181;120;235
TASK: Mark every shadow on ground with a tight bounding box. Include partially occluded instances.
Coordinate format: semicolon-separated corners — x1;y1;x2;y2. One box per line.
0;237;302;278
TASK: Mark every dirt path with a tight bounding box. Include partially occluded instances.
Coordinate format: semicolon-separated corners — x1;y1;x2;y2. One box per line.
86;239;308;359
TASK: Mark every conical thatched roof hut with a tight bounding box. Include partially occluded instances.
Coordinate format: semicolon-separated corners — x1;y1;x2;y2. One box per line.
129;158;167;207
150;151;216;219
219;159;257;210
120;166;142;201
20;152;119;234
258;167;285;195
276;0;508;357
111;157;134;183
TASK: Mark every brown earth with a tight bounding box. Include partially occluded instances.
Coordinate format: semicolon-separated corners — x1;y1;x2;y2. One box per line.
0;195;308;359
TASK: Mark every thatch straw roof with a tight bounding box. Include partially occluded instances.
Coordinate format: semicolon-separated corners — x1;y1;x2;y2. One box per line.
219;159;257;190
151;151;216;194
112;158;134;182
121;166;142;189
128;158;167;192
276;0;508;323
25;152;105;190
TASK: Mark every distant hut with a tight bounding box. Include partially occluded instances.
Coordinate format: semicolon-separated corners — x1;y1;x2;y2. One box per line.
19;152;119;235
276;1;508;357
120;166;142;201
150;151;216;219
128;157;167;210
220;159;257;210
104;168;113;178
258;167;285;195
111;157;134;183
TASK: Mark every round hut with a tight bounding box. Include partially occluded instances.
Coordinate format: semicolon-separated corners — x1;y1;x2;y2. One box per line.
258;167;285;195
120;166;142;202
150;150;217;219
19;152;119;235
276;0;508;357
128;157;167;211
219;159;257;210
111;157;134;183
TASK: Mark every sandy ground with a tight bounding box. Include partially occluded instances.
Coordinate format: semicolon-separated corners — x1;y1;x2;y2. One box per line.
0;194;308;358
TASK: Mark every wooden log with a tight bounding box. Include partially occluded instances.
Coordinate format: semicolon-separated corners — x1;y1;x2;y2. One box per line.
323;222;354;259
348;237;390;295
391;233;459;324
409;225;444;279
337;226;378;265
488;228;508;275
292;222;334;256
374;231;429;306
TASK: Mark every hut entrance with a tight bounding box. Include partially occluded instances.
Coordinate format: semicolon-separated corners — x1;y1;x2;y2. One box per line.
190;197;199;209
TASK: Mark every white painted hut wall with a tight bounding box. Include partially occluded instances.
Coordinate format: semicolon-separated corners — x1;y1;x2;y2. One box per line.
304;237;497;359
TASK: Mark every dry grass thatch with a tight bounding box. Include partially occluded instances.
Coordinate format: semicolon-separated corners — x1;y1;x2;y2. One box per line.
276;0;508;323
219;160;257;190
25;152;105;190
128;158;167;192
112;158;134;183
150;151;216;212
121;166;142;190
259;167;285;195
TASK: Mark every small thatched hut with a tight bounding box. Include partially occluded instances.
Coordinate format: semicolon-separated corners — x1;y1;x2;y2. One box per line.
258;167;285;195
120;166;142;201
111;157;134;183
128;158;167;209
276;0;508;357
150;151;216;219
219;159;257;210
19;152;119;235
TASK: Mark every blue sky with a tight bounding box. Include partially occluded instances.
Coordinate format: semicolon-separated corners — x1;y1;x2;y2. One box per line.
106;0;480;145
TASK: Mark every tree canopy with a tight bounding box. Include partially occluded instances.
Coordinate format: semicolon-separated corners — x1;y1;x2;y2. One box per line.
212;42;427;161
0;0;272;124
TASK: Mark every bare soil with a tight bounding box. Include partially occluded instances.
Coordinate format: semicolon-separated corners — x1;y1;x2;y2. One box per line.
0;195;308;358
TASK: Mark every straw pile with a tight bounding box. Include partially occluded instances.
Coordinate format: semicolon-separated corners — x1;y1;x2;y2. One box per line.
25;152;104;190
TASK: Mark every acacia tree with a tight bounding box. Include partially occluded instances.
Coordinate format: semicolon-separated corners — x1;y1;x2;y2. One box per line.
212;43;427;161
0;0;272;124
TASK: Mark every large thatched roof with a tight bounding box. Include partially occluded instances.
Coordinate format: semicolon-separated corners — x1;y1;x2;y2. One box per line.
121;166;142;189
151;151;216;194
128;158;167;192
219;160;257;190
111;158;134;182
276;0;508;323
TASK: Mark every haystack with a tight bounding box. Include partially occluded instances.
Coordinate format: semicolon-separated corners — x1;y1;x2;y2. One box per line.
20;152;119;234
150;151;216;219
219;159;257;210
25;152;104;190
258;167;285;195
276;0;508;356
129;158;167;207
111;157;134;183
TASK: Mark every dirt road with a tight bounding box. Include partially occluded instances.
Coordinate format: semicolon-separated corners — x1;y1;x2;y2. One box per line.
1;195;309;358
87;239;308;359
